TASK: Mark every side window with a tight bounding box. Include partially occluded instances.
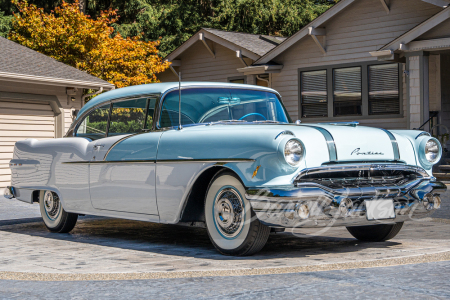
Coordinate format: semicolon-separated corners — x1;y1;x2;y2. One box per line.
108;98;148;136
76;104;111;140
144;98;157;130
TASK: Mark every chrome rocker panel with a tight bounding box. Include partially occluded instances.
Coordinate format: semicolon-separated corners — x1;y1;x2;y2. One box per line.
246;174;447;228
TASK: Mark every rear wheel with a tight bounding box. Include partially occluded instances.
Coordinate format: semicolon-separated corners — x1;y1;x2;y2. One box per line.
39;190;78;233
346;222;404;242
205;171;270;256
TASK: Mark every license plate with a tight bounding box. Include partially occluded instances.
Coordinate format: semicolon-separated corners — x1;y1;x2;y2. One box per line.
365;199;395;221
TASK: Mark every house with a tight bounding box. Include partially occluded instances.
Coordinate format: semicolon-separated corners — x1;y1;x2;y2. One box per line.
0;37;114;189
159;0;450;145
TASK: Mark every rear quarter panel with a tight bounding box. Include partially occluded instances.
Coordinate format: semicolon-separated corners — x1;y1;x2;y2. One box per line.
11;138;94;211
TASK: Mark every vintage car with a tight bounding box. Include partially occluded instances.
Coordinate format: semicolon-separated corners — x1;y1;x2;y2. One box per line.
4;82;446;256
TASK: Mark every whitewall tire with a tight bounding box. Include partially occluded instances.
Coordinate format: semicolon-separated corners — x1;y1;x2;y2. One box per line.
205;171;270;256
39;190;78;233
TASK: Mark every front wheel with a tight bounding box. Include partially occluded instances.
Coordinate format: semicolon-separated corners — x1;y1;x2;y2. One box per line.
39;190;78;233
205;171;270;256
346;222;404;242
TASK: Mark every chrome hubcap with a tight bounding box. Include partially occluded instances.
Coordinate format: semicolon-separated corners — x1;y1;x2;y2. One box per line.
44;191;60;220
214;188;244;238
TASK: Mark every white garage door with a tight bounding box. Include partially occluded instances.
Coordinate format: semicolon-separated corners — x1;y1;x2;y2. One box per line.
0;100;55;189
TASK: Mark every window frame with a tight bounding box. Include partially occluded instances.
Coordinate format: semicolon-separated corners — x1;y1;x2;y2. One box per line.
73;94;160;139
298;61;403;121
228;76;247;84
155;86;290;129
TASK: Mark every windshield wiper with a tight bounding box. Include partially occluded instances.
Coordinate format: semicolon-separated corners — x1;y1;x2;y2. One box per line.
251;120;281;123
207;120;247;125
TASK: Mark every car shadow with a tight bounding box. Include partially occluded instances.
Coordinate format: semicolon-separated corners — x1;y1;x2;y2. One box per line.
0;217;402;261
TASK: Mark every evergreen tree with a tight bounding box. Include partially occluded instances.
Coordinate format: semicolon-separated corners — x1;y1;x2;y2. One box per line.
0;0;338;56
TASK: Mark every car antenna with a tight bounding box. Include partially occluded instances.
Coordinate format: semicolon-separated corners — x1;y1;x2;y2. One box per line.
178;72;182;130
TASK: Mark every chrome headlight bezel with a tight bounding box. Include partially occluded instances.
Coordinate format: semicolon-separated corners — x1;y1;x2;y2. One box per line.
418;137;442;168
283;138;305;167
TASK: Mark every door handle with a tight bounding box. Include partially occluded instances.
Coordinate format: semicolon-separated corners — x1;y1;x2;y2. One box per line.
93;145;105;150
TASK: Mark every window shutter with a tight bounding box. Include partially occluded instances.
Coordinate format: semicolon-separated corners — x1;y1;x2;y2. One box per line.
301;70;327;117
368;64;400;115
333;67;362;116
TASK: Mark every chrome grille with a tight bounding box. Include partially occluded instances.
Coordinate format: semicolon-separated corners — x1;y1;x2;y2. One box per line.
295;164;428;189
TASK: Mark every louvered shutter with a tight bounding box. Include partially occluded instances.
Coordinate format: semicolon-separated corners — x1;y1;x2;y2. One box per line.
300;70;327;117
333;67;362;116
368;64;400;115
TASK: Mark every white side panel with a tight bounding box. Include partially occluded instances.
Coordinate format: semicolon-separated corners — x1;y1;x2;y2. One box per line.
156;162;215;224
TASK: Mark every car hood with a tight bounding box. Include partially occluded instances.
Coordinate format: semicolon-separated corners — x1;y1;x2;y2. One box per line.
299;123;398;162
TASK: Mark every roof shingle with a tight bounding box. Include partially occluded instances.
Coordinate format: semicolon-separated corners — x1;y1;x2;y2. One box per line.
203;28;286;56
0;37;111;86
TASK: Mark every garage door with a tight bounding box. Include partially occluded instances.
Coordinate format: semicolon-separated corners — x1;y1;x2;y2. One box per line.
0;100;55;189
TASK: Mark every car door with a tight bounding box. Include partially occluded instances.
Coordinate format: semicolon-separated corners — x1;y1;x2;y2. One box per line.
89;97;161;215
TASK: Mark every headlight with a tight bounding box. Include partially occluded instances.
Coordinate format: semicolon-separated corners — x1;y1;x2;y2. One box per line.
284;139;304;166
418;137;442;168
425;139;440;163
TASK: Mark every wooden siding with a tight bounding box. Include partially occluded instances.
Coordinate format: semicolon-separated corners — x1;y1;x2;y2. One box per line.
270;0;441;127
0;100;55;189
178;41;250;82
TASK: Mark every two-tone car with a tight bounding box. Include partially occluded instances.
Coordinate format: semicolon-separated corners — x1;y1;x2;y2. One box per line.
4;82;446;255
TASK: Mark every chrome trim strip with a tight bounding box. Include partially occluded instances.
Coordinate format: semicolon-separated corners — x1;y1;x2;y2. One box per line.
317;121;359;127
379;128;400;161
62;160;156;164
274;130;295;140
63;158;255;164
415;132;431;139
156;158;255;163
300;125;337;161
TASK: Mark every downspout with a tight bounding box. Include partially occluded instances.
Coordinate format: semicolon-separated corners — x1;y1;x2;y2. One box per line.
81;87;104;107
256;75;270;87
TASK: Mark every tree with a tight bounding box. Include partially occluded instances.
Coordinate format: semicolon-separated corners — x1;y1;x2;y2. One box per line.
9;0;169;88
1;0;338;57
0;10;12;37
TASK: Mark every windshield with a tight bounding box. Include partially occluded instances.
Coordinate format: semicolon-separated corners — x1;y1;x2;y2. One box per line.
159;88;290;128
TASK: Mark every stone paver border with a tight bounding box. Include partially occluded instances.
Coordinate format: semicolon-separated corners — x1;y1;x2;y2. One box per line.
1;251;449;281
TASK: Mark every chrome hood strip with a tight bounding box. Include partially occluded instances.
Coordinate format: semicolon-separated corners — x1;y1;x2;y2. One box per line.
379;128;400;161
299;125;337;162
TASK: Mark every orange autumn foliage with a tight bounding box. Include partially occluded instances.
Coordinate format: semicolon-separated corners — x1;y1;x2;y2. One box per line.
9;0;170;88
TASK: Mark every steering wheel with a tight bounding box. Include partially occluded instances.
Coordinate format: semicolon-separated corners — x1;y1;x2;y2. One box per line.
238;113;267;121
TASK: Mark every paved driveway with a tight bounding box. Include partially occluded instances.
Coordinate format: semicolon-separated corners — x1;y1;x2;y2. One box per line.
0;184;450;299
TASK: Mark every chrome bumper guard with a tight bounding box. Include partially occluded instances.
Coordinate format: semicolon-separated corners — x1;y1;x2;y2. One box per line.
3;186;16;199
245;179;447;228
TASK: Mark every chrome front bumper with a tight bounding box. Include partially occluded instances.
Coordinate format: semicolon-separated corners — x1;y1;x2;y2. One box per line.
245;179;447;228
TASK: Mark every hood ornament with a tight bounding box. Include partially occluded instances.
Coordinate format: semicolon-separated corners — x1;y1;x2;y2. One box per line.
351;148;384;156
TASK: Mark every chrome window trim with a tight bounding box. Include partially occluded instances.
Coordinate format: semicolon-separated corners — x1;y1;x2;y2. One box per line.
155;85;286;130
69;93;161;137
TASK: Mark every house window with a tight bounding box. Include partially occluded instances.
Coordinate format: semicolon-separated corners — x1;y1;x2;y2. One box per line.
368;64;400;115
298;62;401;119
300;70;327;118
228;76;246;84
333;67;362;116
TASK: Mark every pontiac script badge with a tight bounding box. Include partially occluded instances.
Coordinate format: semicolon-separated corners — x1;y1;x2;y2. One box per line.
351;148;384;156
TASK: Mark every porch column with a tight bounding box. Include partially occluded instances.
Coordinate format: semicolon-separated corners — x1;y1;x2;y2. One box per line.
406;52;429;130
